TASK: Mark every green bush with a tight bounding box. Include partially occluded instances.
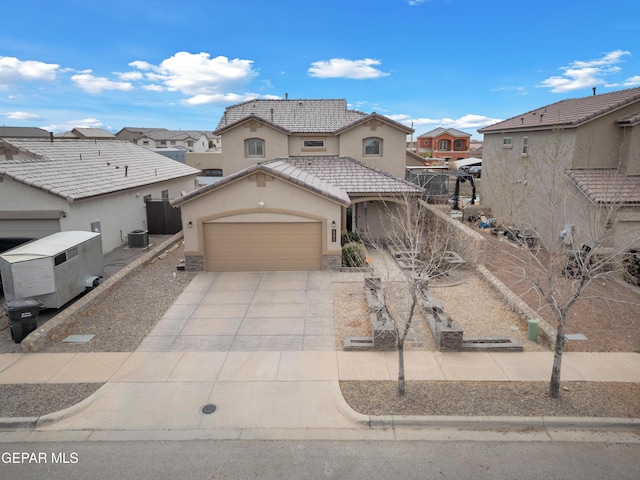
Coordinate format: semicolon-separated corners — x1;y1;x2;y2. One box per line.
342;242;367;267
341;231;362;245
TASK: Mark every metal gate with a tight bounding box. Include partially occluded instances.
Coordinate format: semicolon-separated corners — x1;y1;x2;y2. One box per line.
145;200;182;234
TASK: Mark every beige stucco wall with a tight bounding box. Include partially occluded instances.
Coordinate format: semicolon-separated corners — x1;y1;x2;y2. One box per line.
178;173;343;258
338;122;409;178
207;123;290;175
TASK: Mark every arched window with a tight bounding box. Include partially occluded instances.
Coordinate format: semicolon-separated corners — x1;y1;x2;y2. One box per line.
363;137;382;156
245;138;265;157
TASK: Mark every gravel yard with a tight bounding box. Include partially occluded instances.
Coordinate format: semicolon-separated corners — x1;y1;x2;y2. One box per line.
0;238;638;419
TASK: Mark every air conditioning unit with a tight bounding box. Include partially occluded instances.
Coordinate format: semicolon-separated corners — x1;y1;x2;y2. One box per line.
128;230;149;249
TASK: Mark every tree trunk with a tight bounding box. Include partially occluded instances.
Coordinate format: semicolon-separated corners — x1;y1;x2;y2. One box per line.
549;323;565;398
397;341;405;396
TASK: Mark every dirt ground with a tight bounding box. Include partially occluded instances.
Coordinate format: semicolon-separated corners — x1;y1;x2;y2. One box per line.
480;230;640;352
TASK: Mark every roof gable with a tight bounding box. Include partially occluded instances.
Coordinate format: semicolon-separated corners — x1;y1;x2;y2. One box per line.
0;138;200;201
171;161;351;207
334;112;414;135
418;127;471;138
480;87;640;133
215;99;367;134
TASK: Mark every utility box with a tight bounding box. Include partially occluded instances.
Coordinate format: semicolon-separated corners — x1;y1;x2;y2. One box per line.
128;229;149;249
0;231;104;309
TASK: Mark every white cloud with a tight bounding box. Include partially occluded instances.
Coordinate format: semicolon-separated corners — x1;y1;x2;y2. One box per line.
71;72;133;94
6;111;40;120
41;117;106;133
118;71;144;81
308;58;390;79
0;56;59;89
538;50;631;93
183;92;259;106
402;113;502;130
407;0;426;5
144;84;164;92
623;75;640;87
129;52;257;105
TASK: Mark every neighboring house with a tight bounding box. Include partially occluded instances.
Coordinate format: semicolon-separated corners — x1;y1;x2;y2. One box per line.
0;138;200;253
0;127;50;139
65;128;116;140
127;129;214;153
478;86;640;250
172;98;423;272
416;127;472;162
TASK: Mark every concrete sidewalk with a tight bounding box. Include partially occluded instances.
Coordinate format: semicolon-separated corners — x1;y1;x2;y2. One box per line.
0;268;639;441
0;350;639;441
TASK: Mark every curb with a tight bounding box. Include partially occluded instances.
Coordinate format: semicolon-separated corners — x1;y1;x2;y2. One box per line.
331;381;640;432
21;232;184;352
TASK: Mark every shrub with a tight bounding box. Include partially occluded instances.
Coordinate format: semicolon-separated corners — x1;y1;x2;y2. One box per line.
342;242;367;267
341;231;362;245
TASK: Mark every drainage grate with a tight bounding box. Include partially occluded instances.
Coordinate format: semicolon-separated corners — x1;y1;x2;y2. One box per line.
201;404;217;415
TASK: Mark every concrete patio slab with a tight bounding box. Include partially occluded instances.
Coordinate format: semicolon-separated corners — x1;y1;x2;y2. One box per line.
245;303;306;318
109;352;184;382
0;353;23;374
277;351;339;381
336;351;392;380
147;316;189;335
167;352;229;382
562;352;640;382
435;352;509;381
0;353;75;383
217;351;281;381
238;317;305;336
181;317;242;336
191;303;249;319
182;273;218;293
201;290;255;305
489;352;553;381
172;291;207;305
49;352;130;383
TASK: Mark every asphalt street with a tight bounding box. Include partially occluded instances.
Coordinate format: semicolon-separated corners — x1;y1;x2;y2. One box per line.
1;439;639;480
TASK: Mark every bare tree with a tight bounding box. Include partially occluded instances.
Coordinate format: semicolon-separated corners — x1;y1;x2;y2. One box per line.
484;129;640;398
362;195;454;395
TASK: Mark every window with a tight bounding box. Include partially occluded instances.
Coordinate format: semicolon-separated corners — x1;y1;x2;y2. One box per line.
54;252;67;266
161;190;169;200
303;139;325;149
170;141;176;145
160;141;167;147
245;138;265;157
454;139;465;151
503;137;513;149
438;140;451;151
202;169;223;177
143;194;152;203
521;137;529;156
364;137;382;156
142;140;149;145
187;141;194;147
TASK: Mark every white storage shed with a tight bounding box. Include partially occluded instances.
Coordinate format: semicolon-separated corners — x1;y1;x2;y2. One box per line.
0;231;103;309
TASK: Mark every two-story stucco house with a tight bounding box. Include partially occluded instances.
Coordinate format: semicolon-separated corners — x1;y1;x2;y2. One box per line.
416;127;472;162
172;98;423;272
0;138;200;253
479;87;640;250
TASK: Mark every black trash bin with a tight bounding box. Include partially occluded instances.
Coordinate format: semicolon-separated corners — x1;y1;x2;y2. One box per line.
4;298;42;343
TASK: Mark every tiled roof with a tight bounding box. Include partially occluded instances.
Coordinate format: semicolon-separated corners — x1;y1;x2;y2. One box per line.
271;156;424;195
0;138;200;201
480;87;640;133
140;130;206;141
171;161;351;207
617;110;640;126
566;169;640;204
418;127;471;138
215;99;367;133
72;128;115;139
0;127;50;138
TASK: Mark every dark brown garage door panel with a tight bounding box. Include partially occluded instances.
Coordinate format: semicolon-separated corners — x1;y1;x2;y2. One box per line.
204;222;322;271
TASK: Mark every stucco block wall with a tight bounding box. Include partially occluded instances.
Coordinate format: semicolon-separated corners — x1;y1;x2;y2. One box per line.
419;200;486;265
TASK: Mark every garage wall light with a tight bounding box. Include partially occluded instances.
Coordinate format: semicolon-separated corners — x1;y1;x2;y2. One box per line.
331;221;336;229
258;201;265;208
188;221;193;228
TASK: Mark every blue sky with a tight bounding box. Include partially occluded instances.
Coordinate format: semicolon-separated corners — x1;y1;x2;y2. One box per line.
1;0;639;139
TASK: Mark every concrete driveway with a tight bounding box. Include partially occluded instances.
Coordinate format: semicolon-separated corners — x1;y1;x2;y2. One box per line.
136;271;339;353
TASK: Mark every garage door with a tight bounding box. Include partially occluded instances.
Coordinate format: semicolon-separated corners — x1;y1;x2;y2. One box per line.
204;222;322;271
